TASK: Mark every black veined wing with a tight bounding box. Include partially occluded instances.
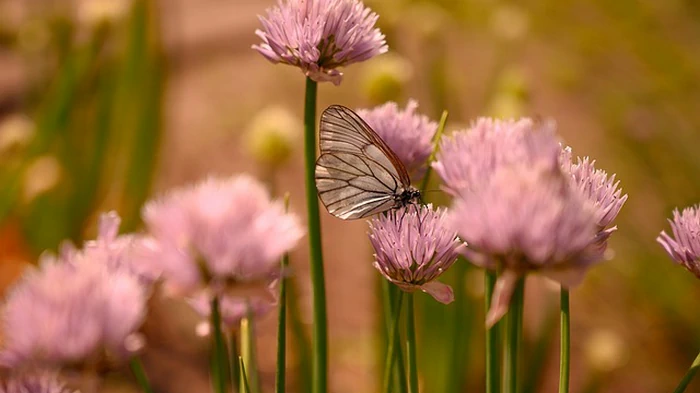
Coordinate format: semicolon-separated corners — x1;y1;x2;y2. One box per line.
315;105;420;220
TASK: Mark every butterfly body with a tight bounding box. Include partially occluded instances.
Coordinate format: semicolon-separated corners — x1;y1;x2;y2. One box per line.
315;105;421;220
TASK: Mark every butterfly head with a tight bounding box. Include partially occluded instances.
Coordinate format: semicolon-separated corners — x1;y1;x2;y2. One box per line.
396;186;422;207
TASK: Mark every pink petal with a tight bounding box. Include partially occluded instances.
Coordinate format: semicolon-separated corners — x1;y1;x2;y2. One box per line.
420;281;454;304
485;270;519;328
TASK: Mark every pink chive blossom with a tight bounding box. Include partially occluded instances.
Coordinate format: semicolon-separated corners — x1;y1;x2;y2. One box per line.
80;211;160;282
560;148;627;229
449;164;600;327
657;204;700;278
356;100;437;179
1;251;147;368
0;372;76;393
253;0;387;85
433;117;561;195
140;175;303;298
368;204;465;304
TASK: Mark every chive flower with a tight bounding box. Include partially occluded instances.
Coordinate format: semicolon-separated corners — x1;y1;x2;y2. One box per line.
356;100;437;179
140;175;303;297
433;117;561;195
657;204;700;278
1;251;147;368
368;204;465;304
253;0;388;85
0;372;76;393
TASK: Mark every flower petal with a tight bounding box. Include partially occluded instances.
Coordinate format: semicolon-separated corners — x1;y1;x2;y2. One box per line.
420;281;454;304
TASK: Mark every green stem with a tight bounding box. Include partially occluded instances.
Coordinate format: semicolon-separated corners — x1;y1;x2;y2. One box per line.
559;289;570;393
229;331;240;390
383;281;408;393
303;76;327;393
210;297;229;393
503;278;525;393
276;194;290;393
419;110;448;194
240;309;260;393
383;290;405;393
129;357;154;393
239;356;252;393
485;271;500;393
406;293;419;393
673;351;700;393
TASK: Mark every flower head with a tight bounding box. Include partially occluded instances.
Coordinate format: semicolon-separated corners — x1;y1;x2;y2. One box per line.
80;211;160;282
253;0;387;85
141;175;303;296
657;205;700;277
1;251;147;368
356;100;437;178
561;149;628;229
449;164;599;326
0;372;76;393
433;117;561;195
368;204;465;304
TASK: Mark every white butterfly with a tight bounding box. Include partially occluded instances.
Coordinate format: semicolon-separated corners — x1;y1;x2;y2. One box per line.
315;105;421;220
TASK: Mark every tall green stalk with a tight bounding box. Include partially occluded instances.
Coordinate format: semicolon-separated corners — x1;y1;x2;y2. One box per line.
303;77;327;393
673;351;700;393
559;289;570;393
240;311;260;393
485;271;500;393
383;281;408;393
276;196;291;393
129;357;154;393
406;293;419;393
383;290;405;393
210;297;229;393
419;110;448;194
503;278;525;393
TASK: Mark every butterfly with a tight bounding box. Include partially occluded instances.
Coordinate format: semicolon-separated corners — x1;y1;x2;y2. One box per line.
314;105;421;220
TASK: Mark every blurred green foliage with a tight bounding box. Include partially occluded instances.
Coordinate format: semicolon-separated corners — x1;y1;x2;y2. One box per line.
0;0;164;254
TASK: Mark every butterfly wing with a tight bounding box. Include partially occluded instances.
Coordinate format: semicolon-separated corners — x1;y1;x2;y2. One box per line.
315;105;412;220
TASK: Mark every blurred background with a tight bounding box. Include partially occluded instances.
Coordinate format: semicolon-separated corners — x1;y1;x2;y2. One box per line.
1;0;700;392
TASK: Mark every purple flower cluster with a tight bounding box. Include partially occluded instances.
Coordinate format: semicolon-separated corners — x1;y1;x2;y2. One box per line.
658;205;700;277
0;372;75;393
434;117;627;325
141;175;303;295
1;239;147;368
369;204;465;304
253;0;387;85
356;100;437;178
0;173;304;380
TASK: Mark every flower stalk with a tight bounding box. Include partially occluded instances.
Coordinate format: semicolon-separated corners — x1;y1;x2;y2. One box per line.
303;76;328;393
210;297;230;393
129;357;154;393
673;351;700;393
383;290;405;393
485;271;501;393
406;293;419;393
503;278;525;393
559;289;570;393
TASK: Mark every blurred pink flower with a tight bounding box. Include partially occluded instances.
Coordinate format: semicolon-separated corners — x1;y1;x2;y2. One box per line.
658;204;700;277
1;251;147;368
141;175;303;297
433;117;561;195
449;164;600;326
368;204;465;304
0;371;75;393
356;100;437;179
253;0;387;85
